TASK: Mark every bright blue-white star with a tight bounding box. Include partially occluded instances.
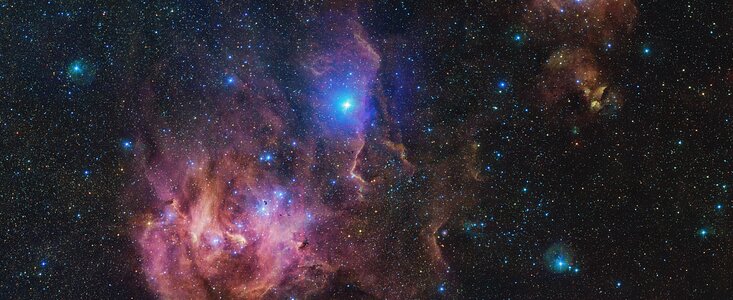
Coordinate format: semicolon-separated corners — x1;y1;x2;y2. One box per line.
121;139;133;150
698;228;708;238
555;258;566;268
437;283;447;293
259;152;274;162
340;98;354;112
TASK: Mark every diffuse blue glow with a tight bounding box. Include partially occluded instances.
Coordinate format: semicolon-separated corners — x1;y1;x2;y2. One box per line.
544;243;578;274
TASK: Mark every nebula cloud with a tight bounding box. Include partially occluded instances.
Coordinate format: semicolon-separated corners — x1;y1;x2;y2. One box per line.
127;9;438;300
524;0;637;119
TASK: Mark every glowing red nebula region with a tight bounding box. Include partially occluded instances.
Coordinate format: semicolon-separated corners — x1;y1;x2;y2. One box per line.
129;14;433;299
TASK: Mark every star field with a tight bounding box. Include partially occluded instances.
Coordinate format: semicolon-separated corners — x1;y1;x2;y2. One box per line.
1;1;732;299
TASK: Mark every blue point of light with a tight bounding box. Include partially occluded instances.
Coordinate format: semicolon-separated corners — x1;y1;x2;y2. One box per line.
555;258;565;268
340;98;354;112
498;81;507;89
715;203;723;210
438;283;447;293
643;47;651;55
83;169;91;177
616;281;622;288
698;228;708;237
121;139;133;150
40;260;47;267
513;34;522;41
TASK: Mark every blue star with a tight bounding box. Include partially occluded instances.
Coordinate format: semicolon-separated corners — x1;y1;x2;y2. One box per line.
40;260;47;268
616;281;622;288
82;169;91;177
698;228;708;238
513;34;522;41
555;258;565;268
437;283;447;293
498;81;507;89
340;98;354;113
715;203;723;210
643;47;651;55
121;139;133;150
259;153;273;162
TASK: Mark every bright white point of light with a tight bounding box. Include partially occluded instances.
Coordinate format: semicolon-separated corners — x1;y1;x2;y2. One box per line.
643;48;651;54
716;204;723;210
616;281;622;288
341;99;353;111
514;34;521;41
699;228;708;237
